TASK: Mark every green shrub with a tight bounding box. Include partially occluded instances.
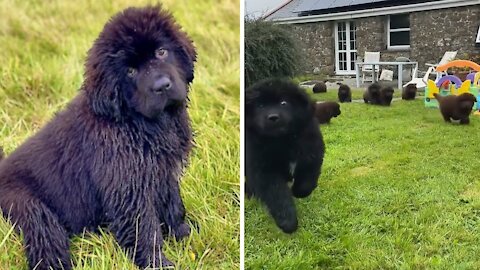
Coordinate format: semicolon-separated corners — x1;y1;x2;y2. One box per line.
245;19;302;87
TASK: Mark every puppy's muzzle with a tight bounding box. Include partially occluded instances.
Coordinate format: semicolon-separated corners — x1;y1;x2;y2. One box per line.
152;76;172;94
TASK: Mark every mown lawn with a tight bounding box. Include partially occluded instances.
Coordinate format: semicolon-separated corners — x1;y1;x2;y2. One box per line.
245;97;480;269
0;0;239;269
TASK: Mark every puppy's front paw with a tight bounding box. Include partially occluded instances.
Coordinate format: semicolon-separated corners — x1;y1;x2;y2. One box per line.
277;216;298;234
173;222;191;240
161;257;175;269
291;183;316;198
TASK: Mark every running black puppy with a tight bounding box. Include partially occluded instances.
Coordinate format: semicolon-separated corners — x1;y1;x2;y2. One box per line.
364;83;394;106
314;101;341;124
245;78;325;233
402;84;417;100
337;83;352;102
312;81;327;93
380;86;395;106
0;5;196;270
363;82;381;104
434;92;477;124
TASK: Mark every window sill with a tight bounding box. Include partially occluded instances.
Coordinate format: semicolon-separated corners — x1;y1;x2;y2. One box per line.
386;46;411;52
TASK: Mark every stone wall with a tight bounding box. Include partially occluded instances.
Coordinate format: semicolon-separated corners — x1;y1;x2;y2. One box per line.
410;5;480;67
288;22;335;75
284;5;480;76
356;16;411;62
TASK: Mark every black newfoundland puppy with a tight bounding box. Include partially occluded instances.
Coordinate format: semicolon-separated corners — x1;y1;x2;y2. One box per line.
337;83;352;103
312;81;327;93
245;78;325;233
0;5;196;270
364;83;394;106
402;84;417;100
314;101;341;124
434;92;477;124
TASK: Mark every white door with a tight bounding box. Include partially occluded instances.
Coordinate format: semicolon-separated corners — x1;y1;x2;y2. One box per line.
335;21;357;75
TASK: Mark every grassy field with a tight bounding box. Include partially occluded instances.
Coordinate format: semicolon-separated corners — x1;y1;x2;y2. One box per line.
245;95;480;269
0;0;239;269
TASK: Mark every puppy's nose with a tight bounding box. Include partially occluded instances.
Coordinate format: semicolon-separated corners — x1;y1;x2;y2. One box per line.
152;77;172;93
268;114;279;122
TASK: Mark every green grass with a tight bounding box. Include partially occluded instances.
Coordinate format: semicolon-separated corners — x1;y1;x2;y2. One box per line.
0;0;239;269
245;99;480;269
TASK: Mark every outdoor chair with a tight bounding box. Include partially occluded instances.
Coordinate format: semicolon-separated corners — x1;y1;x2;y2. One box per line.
426;51;458;81
403;51;457;88
361;52;380;83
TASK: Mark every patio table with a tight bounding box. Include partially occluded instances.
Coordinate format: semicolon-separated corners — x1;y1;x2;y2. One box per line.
355;61;418;89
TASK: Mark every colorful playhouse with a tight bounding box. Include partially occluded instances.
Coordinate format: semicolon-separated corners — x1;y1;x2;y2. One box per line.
425;60;480;109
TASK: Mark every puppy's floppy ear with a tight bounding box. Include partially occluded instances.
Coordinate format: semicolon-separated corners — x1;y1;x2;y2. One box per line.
459;100;474;112
245;90;257;105
174;33;197;84
89;81;123;122
83;43;125;122
458;93;477;103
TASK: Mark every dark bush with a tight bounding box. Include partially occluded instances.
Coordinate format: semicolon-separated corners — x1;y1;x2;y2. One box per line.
245;19;301;87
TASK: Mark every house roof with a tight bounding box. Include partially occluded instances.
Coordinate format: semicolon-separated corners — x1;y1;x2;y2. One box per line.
265;0;479;22
294;0;393;14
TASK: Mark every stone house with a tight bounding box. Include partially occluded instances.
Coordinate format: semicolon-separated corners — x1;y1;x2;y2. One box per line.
265;0;480;76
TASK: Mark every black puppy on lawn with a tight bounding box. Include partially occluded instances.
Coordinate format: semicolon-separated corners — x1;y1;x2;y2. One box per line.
245;78;325;233
0;6;196;270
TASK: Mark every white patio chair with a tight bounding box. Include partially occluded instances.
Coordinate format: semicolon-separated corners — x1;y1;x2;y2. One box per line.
395;56;414;82
426;51;457;81
362;52;380;83
403;66;432;89
403;51;457;88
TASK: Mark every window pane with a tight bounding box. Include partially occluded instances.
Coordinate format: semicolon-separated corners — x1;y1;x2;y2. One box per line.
390;14;409;29
350;52;357;70
390;31;410;46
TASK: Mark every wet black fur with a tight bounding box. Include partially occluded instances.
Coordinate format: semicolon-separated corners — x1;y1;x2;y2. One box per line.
0;5;196;270
245;78;325;233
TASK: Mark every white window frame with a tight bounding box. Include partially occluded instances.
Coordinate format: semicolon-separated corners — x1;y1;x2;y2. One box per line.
334;21;357;75
387;14;410;50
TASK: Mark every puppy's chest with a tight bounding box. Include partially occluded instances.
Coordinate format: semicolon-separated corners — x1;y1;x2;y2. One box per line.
94;126;188;183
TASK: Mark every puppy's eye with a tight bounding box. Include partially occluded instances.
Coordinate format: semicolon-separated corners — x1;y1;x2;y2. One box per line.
280;101;288;106
155;48;168;59
127;67;137;78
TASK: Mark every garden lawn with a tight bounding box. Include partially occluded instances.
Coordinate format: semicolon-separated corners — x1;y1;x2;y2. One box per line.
246;98;480;269
0;0;239;269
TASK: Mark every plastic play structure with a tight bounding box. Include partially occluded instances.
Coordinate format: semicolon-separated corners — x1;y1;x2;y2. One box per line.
425;60;480;109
